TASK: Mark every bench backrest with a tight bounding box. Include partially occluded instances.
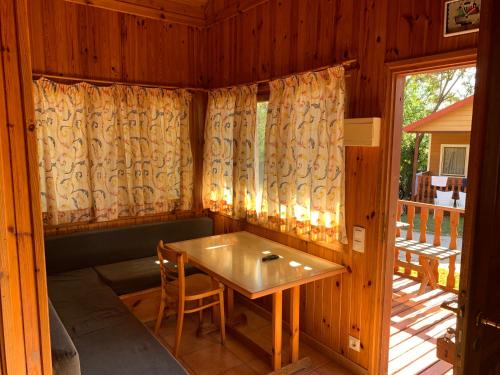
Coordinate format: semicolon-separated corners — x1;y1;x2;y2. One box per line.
44;217;214;275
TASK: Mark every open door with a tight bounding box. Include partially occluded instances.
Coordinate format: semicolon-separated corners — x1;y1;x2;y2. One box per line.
458;0;500;373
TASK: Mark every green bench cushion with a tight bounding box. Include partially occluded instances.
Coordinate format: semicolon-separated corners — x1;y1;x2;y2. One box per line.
48;268;187;375
94;256;201;295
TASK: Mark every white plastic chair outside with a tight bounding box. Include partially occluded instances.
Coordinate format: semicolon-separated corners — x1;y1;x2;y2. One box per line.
458;192;467;208
435;190;454;207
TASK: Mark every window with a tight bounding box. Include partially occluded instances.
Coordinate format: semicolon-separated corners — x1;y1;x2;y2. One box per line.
256;101;268;212
440;144;469;176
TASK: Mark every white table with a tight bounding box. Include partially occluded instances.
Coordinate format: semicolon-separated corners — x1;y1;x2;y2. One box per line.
166;231;346;372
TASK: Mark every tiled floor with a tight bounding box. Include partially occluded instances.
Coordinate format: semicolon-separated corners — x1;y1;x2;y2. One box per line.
147;305;354;375
389;275;456;375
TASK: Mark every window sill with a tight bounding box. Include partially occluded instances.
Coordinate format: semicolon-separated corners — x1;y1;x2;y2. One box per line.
208;211;345;253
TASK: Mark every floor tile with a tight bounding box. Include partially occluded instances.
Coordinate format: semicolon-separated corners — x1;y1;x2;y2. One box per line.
315;361;355;375
150;304;354;375
220;364;257;375
181;345;242;375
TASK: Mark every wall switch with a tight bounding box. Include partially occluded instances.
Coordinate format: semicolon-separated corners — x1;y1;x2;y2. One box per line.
349;336;361;352
352;226;365;253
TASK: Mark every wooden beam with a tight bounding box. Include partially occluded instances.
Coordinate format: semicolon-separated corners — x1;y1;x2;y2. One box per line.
65;0;206;27
0;0;52;373
205;0;270;26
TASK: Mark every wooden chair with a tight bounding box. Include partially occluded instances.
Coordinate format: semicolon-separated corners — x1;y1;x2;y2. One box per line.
154;240;225;357
435;190;454;207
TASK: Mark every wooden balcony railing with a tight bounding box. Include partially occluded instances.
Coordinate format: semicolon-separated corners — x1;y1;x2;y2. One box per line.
415;174;467;204
395;200;464;293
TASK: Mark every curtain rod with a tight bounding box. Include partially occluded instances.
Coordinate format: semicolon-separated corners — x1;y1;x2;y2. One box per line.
210;58;359;91
31;72;210;92
32;59;359;92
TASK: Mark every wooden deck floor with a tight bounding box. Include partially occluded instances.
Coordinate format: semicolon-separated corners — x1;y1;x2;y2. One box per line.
389;275;457;375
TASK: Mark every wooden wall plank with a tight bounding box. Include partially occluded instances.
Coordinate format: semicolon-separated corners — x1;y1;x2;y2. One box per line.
0;0;52;373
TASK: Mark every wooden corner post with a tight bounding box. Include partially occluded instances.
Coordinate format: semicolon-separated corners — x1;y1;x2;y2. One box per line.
0;0;52;373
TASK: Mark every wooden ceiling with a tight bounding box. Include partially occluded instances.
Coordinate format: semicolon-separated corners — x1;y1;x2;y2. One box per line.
65;0;268;27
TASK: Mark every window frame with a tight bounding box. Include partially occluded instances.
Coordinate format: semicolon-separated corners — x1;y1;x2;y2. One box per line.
439;143;470;177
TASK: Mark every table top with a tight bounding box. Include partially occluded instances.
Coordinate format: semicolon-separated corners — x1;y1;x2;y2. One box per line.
165;231;346;299
396;221;410;229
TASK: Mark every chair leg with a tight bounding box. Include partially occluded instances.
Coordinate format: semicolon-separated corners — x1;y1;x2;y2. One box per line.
198;299;203;327
174;303;185;357
154;299;166;335
218;291;226;345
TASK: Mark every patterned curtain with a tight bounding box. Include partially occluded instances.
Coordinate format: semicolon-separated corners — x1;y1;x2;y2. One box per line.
260;67;347;244
202;85;257;219
34;78;193;225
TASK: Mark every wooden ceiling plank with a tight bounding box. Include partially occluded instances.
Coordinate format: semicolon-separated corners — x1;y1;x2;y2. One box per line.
65;0;270;27
65;0;206;27
206;0;270;26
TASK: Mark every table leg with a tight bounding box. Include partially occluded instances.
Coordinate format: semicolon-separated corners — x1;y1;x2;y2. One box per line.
226;287;246;327
419;258;437;294
272;291;283;371
227;287;234;320
425;260;438;289
290;286;300;363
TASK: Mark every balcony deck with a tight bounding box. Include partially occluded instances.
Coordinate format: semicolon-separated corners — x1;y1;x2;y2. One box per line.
389;275;456;375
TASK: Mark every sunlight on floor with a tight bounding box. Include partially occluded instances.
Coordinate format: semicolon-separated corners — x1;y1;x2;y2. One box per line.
389;275;456;375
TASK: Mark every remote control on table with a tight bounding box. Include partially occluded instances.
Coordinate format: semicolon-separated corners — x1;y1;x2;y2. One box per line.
262;254;280;262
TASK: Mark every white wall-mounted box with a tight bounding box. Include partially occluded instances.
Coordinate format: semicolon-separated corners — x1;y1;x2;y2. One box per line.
344;117;381;147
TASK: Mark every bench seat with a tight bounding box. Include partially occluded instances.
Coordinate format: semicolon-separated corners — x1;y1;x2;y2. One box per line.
45;217;214;374
48;268;187;375
395;237;461;294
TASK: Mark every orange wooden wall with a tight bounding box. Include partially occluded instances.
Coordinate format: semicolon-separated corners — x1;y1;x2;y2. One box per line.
205;0;477;371
28;0;207;87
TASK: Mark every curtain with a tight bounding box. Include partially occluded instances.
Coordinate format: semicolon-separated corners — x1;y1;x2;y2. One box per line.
34;78;192;225
202;85;257;219
442;146;467;176
260;66;347;244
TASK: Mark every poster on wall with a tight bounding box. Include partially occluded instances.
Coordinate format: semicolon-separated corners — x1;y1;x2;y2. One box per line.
444;0;481;37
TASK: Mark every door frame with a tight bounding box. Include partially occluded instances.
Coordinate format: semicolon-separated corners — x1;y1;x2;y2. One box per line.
374;49;477;374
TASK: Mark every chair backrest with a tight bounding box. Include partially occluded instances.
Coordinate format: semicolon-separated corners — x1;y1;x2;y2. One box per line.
157;240;187;297
435;190;454;207
458;192;467;208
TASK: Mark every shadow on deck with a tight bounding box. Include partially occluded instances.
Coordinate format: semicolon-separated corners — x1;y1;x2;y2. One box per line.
389;275;456;375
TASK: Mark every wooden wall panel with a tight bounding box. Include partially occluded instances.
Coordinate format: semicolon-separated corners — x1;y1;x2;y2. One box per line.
28;0;207;87
205;0;478;372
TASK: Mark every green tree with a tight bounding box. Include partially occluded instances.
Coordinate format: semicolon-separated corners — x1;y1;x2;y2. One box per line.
400;67;476;199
